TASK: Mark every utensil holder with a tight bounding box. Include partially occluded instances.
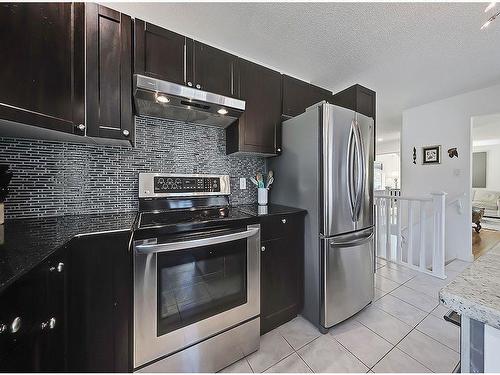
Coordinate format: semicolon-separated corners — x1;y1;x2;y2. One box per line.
258;188;268;206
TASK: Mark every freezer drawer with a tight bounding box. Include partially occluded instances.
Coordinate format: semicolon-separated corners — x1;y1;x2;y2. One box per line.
321;227;374;329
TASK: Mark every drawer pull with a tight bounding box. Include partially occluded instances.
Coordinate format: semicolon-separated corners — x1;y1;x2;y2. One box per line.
50;262;64;273
41;317;56;331
261;246;266;252
10;317;21;333
281;218;287;224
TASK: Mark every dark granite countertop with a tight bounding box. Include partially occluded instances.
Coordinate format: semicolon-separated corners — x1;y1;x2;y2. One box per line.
236;203;307;217
0;211;138;293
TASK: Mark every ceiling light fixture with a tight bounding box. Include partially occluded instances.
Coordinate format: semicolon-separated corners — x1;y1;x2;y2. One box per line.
217;108;228;115
377;137;384;142
481;9;500;29
485;2;496;12
155;93;170;104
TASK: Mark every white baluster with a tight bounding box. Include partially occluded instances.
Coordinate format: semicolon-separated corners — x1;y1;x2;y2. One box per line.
385;198;392;262
407;201;414;266
431;192;447;279
396;198;402;264
419;201;427;272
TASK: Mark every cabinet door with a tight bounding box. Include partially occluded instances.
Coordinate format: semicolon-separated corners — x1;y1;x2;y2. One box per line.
85;4;133;142
67;232;131;372
260;237;299;334
134;19;187;86
282;75;332;118
331;84;376;119
0;3;84;134
227;59;281;155
192;41;236;97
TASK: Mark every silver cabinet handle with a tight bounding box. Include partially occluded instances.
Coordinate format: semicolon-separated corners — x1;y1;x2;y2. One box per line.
281;218;287;224
277;148;282;152
76;124;85;132
261;246;266;252
10;317;21;333
196;83;201;89
0;323;6;334
41;317;56;331
135;227;259;254
187;81;193;87
122;129;130;137
50;262;64;273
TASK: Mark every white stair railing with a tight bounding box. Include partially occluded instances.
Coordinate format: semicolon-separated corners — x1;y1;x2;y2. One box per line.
374;190;447;279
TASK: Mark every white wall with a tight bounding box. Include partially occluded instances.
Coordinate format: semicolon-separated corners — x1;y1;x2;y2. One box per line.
377;139;400;154
401;83;500;262
473;144;500;191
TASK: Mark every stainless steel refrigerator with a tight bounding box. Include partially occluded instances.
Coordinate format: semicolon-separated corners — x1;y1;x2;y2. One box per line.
269;102;375;332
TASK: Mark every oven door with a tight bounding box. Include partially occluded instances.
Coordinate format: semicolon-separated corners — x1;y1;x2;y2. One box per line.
133;224;260;369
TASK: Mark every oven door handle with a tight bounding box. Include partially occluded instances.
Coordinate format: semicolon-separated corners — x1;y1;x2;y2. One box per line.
135;227;260;254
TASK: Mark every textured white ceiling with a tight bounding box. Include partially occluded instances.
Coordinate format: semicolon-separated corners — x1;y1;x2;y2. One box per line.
106;2;500;141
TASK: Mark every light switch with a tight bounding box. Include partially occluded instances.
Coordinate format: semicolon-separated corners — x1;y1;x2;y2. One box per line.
239;177;247;190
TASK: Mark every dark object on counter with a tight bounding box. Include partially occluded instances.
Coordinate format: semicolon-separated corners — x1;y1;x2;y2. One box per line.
444;309;461;327
413;147;417;164
0;165;12;202
448;147;459;158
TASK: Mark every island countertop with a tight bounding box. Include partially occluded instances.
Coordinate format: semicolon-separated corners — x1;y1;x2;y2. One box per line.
439;243;500;329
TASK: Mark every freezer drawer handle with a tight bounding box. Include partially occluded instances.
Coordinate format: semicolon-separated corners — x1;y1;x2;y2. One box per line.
135;227;259;254
330;232;374;248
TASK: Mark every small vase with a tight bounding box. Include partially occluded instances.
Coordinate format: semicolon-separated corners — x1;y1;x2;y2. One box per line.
258;188;268;206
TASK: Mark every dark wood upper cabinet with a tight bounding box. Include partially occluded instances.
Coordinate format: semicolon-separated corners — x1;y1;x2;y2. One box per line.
0;3;84;134
282;75;332;118
134;19;188;86
192;42;237;97
134;21;239;98
85;4;133;143
226;59;281;156
331;84;376;119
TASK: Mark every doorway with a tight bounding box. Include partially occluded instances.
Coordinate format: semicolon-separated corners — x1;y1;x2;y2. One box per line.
471;113;500;259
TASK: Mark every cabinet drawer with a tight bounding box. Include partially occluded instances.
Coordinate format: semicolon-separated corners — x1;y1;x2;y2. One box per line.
260;214;300;241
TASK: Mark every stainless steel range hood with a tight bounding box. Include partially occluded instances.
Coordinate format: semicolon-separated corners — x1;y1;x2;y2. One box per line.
133;74;245;128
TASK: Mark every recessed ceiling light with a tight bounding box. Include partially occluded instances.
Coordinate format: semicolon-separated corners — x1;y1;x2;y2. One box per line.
217;108;228;115
377;138;384;142
155;93;170;104
485;2;496;12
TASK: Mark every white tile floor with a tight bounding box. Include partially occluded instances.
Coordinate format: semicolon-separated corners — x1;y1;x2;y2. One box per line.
221;258;465;373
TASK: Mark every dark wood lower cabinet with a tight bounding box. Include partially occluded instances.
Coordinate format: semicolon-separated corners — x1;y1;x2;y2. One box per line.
260;213;305;334
67;231;132;372
0;248;67;372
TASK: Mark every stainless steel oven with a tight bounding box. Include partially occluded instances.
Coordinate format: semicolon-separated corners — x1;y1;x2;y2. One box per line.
133;223;260;372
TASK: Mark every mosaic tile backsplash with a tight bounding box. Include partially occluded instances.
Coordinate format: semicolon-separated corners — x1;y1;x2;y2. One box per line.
0;117;266;219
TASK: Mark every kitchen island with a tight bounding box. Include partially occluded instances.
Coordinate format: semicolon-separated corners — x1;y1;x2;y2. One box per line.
440;242;500;372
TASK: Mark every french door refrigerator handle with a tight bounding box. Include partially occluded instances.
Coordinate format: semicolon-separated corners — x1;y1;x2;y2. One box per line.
347;121;356;221
353;118;366;222
330;232;374;248
135;227;259;254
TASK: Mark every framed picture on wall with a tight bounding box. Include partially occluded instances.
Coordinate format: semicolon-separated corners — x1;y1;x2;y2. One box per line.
422;145;441;164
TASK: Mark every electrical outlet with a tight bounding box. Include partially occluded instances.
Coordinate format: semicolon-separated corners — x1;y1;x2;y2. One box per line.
239;177;247;190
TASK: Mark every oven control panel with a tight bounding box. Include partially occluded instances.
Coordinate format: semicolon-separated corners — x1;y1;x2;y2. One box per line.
154;176;220;193
139;173;230;197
